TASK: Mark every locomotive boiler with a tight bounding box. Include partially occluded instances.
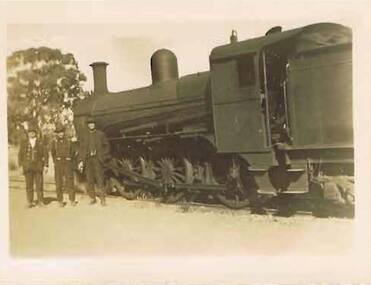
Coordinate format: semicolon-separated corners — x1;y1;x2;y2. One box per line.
73;22;354;215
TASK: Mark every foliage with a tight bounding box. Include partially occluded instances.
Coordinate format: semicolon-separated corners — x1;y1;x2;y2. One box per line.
7;47;87;144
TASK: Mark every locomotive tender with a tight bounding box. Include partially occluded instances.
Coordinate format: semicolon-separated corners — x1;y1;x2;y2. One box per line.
74;22;354;214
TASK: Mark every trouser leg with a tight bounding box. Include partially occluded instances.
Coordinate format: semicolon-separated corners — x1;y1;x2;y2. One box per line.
66;163;75;202
25;171;34;204
35;171;44;203
86;159;96;201
94;160;106;202
55;163;64;202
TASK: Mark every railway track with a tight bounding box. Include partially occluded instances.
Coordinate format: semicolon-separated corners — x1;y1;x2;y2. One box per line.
9;176;341;218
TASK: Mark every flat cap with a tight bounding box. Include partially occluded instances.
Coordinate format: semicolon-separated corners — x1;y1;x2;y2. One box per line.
86;117;96;124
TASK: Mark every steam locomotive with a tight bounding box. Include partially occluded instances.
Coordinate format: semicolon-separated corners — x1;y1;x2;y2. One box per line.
74;22;354;215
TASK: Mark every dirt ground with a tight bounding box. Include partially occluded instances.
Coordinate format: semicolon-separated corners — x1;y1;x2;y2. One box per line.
9;170;354;258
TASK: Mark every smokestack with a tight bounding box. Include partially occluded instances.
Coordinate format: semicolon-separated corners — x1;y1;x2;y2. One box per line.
90;62;108;94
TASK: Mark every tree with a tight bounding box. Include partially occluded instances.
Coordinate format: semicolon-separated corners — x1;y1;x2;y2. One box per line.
7;47;87;144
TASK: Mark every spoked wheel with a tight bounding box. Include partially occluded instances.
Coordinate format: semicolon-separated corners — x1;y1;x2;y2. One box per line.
215;157;251;209
136;156;161;200
112;157;141;200
156;157;192;203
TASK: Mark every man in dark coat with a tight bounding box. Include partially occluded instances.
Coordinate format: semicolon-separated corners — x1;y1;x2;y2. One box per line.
78;117;110;206
18;124;49;208
51;125;78;207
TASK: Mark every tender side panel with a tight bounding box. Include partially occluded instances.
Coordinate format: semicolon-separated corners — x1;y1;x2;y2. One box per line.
287;47;352;148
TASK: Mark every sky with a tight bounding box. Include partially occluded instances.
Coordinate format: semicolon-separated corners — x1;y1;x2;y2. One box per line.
5;0;357;92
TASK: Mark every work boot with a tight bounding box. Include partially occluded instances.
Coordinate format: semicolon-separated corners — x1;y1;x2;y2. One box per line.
37;201;45;208
100;198;106;207
89;199;97;205
59;201;65;208
71;201;78;206
26;202;35;209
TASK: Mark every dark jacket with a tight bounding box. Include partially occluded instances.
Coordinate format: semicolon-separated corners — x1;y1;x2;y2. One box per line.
79;130;110;164
18;137;49;173
50;137;76;163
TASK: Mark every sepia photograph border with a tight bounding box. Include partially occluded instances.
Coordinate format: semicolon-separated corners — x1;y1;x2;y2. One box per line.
1;0;371;284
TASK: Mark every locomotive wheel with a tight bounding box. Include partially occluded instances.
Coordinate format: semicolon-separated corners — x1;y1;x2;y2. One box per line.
109;177;141;200
215;158;251;209
139;157;156;180
157;157;189;203
216;189;250;209
113;158;142;200
135;157;161;200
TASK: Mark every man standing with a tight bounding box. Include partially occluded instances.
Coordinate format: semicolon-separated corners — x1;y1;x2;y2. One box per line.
18;124;49;208
78;117;110;206
51;125;77;207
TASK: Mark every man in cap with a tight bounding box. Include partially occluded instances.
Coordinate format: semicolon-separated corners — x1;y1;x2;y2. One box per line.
78;117;110;206
18;124;49;208
51;124;78;207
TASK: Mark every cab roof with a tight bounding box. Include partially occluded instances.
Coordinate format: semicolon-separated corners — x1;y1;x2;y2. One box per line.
210;23;352;60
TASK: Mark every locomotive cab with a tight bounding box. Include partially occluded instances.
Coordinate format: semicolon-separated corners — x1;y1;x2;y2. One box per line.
260;44;292;147
209;23;353;204
210;27;302;153
210;23;352;152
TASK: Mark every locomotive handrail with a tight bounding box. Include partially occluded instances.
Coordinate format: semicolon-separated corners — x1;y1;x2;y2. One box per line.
92;97;205;116
107;129;208;142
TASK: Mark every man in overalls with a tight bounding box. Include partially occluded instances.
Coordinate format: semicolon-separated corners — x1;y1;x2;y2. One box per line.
51;125;77;207
78;117;110;206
